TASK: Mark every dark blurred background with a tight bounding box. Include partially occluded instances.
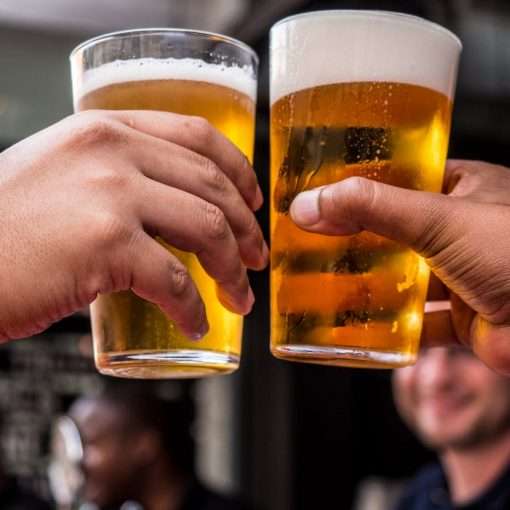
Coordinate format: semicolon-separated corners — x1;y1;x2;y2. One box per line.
0;0;509;509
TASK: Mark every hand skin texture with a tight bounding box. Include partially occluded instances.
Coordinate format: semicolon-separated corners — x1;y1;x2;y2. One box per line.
0;110;268;342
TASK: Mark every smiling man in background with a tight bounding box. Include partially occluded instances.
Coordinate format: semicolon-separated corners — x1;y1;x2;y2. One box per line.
392;345;510;510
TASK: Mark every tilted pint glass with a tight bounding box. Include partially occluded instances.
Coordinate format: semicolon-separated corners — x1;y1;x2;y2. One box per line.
70;30;257;378
270;11;461;368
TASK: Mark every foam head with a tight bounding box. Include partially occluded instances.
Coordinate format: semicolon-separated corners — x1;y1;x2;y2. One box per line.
73;57;257;107
270;10;462;105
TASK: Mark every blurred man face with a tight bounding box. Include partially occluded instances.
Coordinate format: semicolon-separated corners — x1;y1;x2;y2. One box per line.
393;346;510;451
69;398;151;509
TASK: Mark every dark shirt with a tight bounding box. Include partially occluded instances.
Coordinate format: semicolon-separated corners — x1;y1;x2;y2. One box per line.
103;480;254;510
0;477;53;510
180;481;252;510
394;462;510;510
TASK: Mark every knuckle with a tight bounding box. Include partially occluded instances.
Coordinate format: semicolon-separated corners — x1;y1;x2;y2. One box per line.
203;204;229;241
90;211;131;249
202;159;227;192
71;114;127;147
188;116;214;145
168;265;192;297
332;177;376;223
345;177;376;207
89;165;131;191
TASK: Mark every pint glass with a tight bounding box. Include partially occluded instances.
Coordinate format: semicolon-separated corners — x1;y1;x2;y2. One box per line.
270;11;461;368
70;30;257;378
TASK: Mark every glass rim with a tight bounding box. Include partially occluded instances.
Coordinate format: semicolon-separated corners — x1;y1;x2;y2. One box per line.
271;10;462;50
70;27;259;64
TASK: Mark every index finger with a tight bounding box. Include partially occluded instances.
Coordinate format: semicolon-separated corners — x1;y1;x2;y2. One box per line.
107;110;263;211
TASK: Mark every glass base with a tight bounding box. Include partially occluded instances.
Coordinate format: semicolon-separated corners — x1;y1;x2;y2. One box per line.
271;344;416;369
95;349;239;379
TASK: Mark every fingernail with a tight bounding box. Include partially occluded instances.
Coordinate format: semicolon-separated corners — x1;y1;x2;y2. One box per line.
290;189;321;225
262;241;269;264
191;320;209;341
247;287;255;310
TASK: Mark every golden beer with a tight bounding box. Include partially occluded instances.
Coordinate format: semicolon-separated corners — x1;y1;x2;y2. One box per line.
270;12;461;368
71;31;257;378
78;78;254;156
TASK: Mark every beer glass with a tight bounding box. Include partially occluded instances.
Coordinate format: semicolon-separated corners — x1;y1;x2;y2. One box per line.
70;29;257;378
270;11;461;368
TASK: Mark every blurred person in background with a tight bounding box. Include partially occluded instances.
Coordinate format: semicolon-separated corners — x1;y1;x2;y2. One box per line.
69;385;251;510
0;410;53;510
392;345;510;509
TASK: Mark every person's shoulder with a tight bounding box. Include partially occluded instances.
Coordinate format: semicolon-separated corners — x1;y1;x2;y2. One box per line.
394;463;447;510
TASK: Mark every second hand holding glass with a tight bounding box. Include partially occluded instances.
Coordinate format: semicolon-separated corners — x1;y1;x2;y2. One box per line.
269;11;461;368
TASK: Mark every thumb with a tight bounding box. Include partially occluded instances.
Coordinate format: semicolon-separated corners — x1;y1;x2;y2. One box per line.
289;177;463;258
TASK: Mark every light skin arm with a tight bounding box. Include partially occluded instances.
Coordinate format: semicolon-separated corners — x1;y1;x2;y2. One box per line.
290;160;510;374
0;110;268;341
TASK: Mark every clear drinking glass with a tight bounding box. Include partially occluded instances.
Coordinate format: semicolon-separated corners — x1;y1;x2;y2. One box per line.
270;11;461;368
71;29;258;378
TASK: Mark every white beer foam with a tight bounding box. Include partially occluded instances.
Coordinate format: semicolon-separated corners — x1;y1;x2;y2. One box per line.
75;57;257;103
270;11;461;104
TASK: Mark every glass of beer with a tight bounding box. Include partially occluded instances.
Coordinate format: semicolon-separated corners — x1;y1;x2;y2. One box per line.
70;29;257;378
270;11;461;368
